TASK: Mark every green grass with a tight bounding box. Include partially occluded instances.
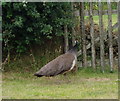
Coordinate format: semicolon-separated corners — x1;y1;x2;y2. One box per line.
2;68;118;99
85;14;118;29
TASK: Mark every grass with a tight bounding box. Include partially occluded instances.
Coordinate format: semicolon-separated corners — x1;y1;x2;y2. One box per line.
2;68;118;99
85;14;118;29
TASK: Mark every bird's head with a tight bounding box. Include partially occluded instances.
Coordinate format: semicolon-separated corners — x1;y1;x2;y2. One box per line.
74;40;80;49
68;40;80;54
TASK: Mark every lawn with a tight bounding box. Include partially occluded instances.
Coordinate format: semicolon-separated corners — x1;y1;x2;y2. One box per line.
2;68;118;99
85;14;118;29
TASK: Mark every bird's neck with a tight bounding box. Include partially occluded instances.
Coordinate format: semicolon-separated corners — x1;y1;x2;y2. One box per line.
67;48;77;55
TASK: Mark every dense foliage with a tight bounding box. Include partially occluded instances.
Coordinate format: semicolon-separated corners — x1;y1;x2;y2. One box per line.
2;2;72;55
2;2;117;57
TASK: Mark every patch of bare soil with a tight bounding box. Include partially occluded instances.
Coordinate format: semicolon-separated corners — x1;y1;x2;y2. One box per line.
86;78;111;81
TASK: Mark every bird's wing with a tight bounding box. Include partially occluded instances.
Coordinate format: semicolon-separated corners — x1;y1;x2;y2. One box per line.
53;53;76;75
35;53;76;76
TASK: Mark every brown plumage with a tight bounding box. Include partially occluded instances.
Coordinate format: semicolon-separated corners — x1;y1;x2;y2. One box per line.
34;43;79;77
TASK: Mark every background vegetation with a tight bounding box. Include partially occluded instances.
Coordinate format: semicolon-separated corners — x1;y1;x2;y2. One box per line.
2;2;118;71
2;2;72;56
2;2;74;71
2;2;118;99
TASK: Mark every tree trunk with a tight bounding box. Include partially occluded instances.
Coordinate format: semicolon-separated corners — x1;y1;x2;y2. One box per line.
0;3;1;68
107;1;114;72
71;2;76;46
118;1;120;73
89;2;96;69
99;1;105;73
80;2;87;67
64;25;69;53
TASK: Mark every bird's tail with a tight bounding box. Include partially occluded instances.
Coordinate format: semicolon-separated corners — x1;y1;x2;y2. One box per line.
34;73;43;77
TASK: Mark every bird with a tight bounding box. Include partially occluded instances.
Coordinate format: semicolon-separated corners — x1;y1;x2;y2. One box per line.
34;42;79;77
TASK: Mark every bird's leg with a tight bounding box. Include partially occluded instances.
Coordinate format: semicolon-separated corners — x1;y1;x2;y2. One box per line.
71;65;78;75
65;75;71;83
44;76;53;81
62;73;71;83
63;73;67;76
48;76;53;80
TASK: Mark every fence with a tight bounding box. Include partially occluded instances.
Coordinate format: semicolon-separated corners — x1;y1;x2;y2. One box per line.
64;2;119;72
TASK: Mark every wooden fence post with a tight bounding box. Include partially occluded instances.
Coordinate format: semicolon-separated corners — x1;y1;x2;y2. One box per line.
107;1;114;72
79;2;83;67
89;2;96;69
80;2;87;67
118;1;120;73
71;2;79;72
99;1;105;73
71;2;76;46
64;25;69;53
